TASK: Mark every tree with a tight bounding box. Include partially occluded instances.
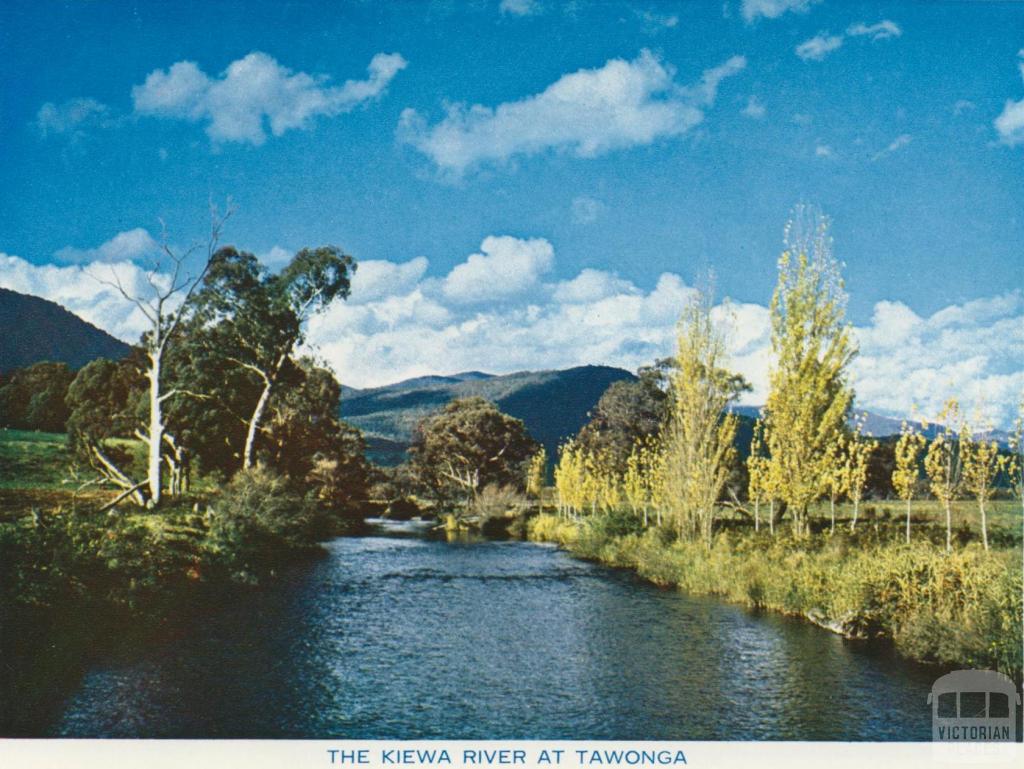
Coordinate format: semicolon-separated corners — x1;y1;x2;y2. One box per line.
65;356;147;506
892;421;925;544
1006;406;1023;518
661;289;739;547
746;418;771;532
844;416;875;533
90;205;231;506
763;206;856;537
961;428;1003;551
925;399;964;553
576;374;668;467
187;244;355;472
526;447;547;514
409;397;538;512
821;433;847;534
0;361;75;432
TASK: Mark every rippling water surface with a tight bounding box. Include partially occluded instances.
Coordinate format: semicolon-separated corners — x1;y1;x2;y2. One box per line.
17;521;942;738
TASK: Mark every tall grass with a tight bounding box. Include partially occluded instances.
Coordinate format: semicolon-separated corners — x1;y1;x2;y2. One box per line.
529;513;1023;675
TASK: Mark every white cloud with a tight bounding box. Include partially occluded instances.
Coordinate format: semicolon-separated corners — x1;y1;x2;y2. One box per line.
398;50;746;176
796;20;902;64
7;236;1021;428
741;0;820;23
132;51;407;145
499;0;541;16
35;97;112;138
815;143;834;158
571;196;606;224
796;33;844;62
847;20;902;41
442;236;554;303
852;293;1024;428
872;133;911;161
0;253;157;342
741;95;766;119
54;228;159;264
994;50;1024;147
259;246;293;267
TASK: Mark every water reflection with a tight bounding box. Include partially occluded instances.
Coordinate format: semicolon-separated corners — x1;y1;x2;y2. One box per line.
16;522;941;738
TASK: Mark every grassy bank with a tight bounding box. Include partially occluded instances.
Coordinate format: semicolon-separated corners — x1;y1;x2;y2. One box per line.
529;513;1023;676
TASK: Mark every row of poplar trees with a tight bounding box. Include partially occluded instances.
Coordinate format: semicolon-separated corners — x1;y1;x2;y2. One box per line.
553;205;1018;551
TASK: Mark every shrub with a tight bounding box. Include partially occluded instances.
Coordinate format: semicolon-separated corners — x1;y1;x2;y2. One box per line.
204;466;318;573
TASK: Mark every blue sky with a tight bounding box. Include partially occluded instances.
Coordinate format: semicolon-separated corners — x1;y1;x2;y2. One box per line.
1;0;1022;425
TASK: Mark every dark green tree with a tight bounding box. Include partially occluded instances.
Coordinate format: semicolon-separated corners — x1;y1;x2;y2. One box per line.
409;397;538;507
0;361;75;432
186;245;356;471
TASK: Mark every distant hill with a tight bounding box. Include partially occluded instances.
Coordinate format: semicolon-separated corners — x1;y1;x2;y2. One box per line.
0;288;131;372
342;365;635;465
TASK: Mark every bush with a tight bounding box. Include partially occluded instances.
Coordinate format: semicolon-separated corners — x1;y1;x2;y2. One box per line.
529;514;1023;676
204;466;318;573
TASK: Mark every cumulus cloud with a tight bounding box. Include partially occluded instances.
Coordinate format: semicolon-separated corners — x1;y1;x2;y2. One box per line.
132;51;407;145
796;34;844;62
441;236;554;303
994;50;1024;147
847;20;902;41
35;97;113;139
0;252;158;342
53;228;159;264
398;50;746;176
741;0;820;23
6;238;1021;428
741;95;766;119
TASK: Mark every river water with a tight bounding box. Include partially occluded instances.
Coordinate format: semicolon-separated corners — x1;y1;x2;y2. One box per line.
10;521;941;739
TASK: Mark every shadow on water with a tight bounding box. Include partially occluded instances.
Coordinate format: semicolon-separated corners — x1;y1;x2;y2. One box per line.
0;519;988;740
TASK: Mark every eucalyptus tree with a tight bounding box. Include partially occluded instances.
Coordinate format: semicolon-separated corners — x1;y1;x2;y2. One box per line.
187;245;356;472
88;205;231;506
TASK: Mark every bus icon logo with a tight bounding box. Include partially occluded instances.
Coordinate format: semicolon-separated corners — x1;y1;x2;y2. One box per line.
929;670;1020;743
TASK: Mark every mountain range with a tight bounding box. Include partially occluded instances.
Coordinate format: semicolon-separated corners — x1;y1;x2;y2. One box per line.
1;290;1006;459
0;287;130;373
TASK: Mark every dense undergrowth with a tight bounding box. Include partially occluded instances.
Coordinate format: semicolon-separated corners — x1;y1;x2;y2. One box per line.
529;512;1023;676
0;467;355;612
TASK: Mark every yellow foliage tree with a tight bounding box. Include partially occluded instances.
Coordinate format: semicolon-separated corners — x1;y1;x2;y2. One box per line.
891;421;926;544
961;427;1003;552
1007;406;1023;518
822;433;848;534
746;418;770;532
661;289;739;547
844;415;876;533
925;399;964;553
526;446;547;514
763;207;856;537
624;441;648;526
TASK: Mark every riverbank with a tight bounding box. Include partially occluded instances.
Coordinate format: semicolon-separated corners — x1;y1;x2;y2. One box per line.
528;513;1023;677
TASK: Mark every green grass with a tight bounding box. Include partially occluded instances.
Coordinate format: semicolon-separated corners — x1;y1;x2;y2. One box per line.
0;429;71;490
529;510;1024;676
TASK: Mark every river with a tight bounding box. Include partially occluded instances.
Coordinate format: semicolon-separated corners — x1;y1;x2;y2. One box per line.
5;520;941;739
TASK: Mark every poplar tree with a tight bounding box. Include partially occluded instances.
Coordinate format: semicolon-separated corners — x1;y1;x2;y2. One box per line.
844;416;875;533
822;433;848;534
746;418;770;532
763;206;855;537
526;447;547;514
892;421;926;544
925;399;964;553
961;428;1003;551
662;288;739;547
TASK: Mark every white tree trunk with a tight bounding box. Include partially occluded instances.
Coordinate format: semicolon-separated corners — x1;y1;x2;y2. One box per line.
147;351;163;507
242;380;273;470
